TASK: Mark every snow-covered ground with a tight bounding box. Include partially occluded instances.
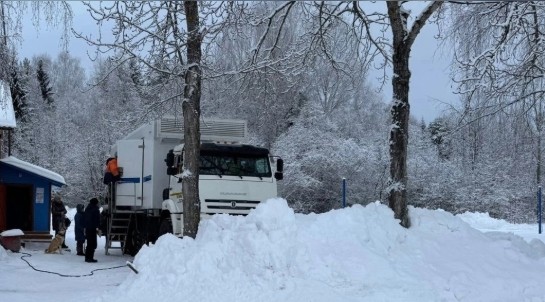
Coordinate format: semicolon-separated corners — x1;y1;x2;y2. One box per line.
2;199;545;302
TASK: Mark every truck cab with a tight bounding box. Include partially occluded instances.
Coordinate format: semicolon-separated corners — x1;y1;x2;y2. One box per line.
162;142;283;236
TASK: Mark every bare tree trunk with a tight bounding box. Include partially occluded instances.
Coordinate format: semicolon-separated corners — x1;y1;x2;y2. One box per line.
388;33;411;228
386;1;442;228
182;1;202;238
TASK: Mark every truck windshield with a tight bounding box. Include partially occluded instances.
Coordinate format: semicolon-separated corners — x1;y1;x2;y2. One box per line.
199;154;272;178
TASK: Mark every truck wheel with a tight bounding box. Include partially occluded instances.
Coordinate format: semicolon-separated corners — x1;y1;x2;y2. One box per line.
125;225;145;257
158;219;173;236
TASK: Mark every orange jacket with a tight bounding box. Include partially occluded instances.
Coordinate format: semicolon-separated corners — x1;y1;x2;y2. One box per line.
106;158;119;176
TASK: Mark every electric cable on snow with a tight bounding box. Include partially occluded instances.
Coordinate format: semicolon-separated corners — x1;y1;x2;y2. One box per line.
19;252;130;278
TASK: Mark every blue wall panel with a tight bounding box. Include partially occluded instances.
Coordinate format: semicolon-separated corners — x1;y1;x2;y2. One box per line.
0;162;60;232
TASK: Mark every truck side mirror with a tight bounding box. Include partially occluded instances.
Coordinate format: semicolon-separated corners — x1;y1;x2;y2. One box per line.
167;167;177;176
165;150;176;175
276;158;284;173
274;158;284;180
165;149;175;167
162;188;170;201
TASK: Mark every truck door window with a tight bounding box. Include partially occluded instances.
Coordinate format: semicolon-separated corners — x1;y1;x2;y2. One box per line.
255;158;270;175
200;155;224;175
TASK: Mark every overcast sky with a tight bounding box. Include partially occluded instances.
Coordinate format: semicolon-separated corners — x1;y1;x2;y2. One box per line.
16;2;457;124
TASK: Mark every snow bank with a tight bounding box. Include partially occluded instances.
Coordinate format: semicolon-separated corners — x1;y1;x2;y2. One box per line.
1;229;24;237
89;199;545;302
456;211;512;230
0;245;7;260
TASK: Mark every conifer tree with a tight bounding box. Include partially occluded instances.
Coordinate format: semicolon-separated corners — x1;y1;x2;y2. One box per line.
9;59;26;120
36;59;54;106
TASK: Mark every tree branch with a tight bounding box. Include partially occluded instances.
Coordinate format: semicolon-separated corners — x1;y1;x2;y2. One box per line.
406;1;443;49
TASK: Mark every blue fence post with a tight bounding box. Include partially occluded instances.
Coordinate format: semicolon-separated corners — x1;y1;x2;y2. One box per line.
342;178;346;208
539;186;542;234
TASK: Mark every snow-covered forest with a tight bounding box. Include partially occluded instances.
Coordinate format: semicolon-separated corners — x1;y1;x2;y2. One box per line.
1;1;543;223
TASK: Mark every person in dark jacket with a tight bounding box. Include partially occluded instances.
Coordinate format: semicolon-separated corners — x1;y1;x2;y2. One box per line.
51;195;68;249
99;205;109;236
84;198;101;263
74;204;86;256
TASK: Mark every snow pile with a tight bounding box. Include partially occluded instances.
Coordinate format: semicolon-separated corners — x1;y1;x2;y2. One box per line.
457;211;545;260
1;229;25;237
89;199;545;302
456;212;513;230
0;245;7;261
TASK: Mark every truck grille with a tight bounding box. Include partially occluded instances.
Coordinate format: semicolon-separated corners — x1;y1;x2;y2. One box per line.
204;199;261;212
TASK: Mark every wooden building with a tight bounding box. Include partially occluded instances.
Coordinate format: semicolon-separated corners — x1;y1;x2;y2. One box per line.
0;156;66;240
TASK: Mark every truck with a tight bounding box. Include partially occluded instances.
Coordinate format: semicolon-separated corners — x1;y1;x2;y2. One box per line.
105;116;283;256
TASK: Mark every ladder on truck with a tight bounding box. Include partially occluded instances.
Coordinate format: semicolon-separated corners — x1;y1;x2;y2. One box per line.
103;150;163;255
104;180;133;255
105;210;131;255
105;183;132;255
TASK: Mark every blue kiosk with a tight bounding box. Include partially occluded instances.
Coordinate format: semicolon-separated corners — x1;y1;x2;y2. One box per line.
0;157;65;238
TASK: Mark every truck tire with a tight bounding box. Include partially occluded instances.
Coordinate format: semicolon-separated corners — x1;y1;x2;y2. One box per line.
158;219;173;236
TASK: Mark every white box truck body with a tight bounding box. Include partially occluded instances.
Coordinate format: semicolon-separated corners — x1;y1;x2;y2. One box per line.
107;116;283;254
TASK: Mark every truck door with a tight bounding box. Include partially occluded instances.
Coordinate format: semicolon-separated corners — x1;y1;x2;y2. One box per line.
116;139;144;207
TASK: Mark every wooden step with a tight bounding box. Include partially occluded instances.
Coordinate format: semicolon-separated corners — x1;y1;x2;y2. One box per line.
108;233;127;236
21;232;52;240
